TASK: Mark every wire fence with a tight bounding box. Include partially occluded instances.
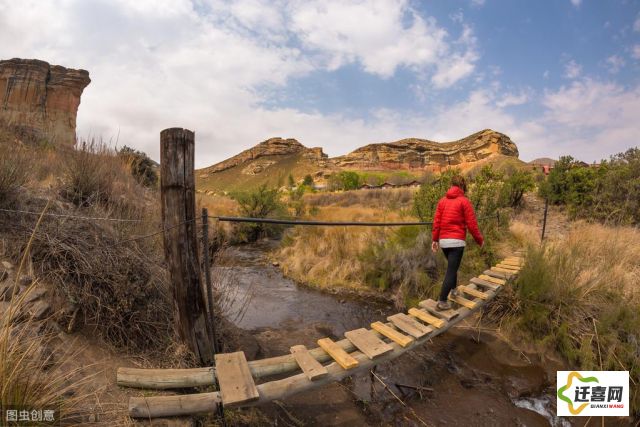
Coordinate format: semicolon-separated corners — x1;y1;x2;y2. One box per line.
1;206;501;248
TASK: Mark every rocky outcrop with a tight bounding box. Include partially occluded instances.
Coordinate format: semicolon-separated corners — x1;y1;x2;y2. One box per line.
0;58;90;145
331;129;518;170
201;137;328;174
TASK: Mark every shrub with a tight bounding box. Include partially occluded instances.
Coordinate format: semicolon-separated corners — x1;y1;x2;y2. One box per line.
302;174;314;186
328;171;361;191
60;140;128;206
413;169;457;221
539;149;640;224
118;145;158;187
500;170;535;208
489;223;640;415
231;184;286;242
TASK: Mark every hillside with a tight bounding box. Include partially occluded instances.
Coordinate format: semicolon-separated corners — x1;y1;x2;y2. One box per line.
197;129;522;193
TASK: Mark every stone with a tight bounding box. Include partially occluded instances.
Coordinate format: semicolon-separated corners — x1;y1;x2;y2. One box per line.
1;261;13;270
0;58;90;145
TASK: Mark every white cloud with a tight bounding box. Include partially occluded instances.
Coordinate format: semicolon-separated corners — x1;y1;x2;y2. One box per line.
634;13;640;32
496;90;531;108
286;0;474;79
0;0;484;166
431;24;479;88
470;0;486;6
633;45;640;59
570;0;582;7
541;79;640;160
1;0;636;168
605;54;625;73
564;59;582;79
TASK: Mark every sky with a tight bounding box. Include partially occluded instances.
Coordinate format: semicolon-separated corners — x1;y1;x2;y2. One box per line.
1;0;639;167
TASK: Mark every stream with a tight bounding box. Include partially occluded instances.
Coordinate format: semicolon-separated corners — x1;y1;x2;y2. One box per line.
217;240;572;427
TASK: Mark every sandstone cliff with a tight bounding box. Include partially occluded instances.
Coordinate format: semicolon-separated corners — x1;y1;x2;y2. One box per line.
330;130;518;171
0;58;90;145
201;137;328;175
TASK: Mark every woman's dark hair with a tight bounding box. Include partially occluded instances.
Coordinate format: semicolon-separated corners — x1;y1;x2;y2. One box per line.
451;175;467;192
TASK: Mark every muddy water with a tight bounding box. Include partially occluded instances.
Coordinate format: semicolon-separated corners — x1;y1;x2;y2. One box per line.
219;241;569;427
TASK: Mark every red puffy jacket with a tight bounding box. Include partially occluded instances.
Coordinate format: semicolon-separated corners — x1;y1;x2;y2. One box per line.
432;186;483;246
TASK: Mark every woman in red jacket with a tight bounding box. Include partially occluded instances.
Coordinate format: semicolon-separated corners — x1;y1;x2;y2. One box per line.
431;175;484;310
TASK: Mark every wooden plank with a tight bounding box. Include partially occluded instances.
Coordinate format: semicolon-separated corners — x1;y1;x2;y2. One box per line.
344;328;393;359
470;277;501;291
492;267;516;275
215;352;259;406
496;263;520;271
408;308;446;328
502;258;524;265
496;262;522;271
371;321;414;348
387;313;433;338
483;270;510;280
448;294;478;309
458;285;489;300
317;338;359;370
290;345;328;381
419;299;459;321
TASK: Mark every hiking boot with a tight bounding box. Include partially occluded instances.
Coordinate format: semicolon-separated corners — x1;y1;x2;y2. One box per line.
436;301;452;311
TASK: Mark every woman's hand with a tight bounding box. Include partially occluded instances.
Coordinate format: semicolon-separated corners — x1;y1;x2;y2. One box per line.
431;241;439;253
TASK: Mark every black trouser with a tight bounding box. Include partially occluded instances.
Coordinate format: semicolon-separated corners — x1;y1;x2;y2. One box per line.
438;246;465;302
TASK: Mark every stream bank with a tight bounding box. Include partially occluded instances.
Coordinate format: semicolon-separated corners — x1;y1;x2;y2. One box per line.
219;240;570;427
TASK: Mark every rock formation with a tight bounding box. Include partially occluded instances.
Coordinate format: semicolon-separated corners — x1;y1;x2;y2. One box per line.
0;58;90;145
331;130;518;171
201;137;328;174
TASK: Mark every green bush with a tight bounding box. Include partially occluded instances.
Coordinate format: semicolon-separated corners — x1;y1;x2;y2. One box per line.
413;169;457;221
231;184;286;242
500;170;535;208
539;149;640;224
118;146;158;187
302;174;314;186
328;171;361;191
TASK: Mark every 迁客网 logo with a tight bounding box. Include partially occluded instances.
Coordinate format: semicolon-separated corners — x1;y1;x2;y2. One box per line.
556;371;629;416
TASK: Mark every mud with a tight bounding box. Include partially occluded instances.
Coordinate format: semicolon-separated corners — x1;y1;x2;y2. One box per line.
219;240;571;426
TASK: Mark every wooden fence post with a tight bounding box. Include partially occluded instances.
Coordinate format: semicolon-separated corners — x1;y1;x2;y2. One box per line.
160;128;214;364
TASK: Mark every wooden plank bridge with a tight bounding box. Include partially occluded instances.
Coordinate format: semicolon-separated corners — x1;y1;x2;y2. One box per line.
117;252;525;419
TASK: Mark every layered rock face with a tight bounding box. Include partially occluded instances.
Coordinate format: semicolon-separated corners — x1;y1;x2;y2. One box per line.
331;129;519;170
202;137;328;174
0;58;90;145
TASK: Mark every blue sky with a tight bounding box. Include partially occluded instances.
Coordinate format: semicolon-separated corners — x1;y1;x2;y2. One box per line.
1;0;639;166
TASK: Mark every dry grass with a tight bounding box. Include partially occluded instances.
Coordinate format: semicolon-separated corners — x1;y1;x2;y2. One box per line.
0;136;173;353
305;187;415;210
1;211;91;424
275;206;408;290
489;220;640;415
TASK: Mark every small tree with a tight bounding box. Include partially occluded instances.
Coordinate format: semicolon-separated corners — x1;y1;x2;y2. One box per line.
231;184;285;241
500;170;535;208
287;173;295;188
